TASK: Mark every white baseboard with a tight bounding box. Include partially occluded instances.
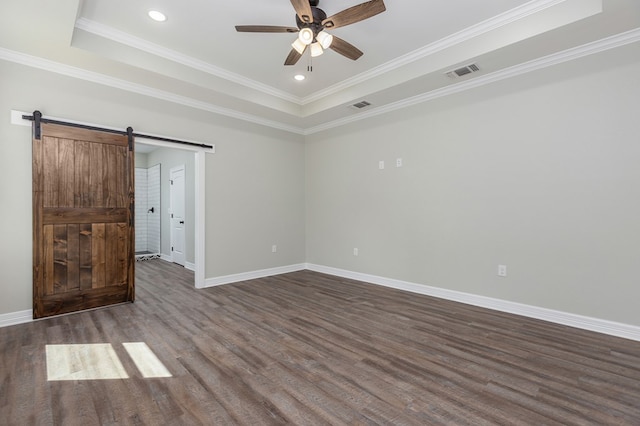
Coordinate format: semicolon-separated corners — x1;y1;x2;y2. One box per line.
0;309;32;328
305;263;640;342
204;263;307;288
5;263;637;342
158;254;195;271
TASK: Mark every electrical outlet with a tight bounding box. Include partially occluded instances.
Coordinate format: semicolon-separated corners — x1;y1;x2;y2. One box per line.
498;264;507;277
396;158;403;167
272;245;277;253
378;161;385;170
353;248;359;256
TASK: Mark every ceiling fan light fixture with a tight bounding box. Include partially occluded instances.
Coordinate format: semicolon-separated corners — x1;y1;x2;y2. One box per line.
298;28;314;45
310;42;324;57
317;31;333;49
291;38;306;54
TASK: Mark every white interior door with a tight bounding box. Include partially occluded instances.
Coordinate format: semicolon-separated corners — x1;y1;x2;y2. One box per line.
170;165;186;266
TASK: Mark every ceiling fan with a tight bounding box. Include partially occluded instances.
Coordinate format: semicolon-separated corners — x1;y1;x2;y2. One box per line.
235;0;386;66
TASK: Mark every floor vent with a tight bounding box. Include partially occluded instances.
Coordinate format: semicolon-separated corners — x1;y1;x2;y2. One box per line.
351;100;372;109
446;63;480;79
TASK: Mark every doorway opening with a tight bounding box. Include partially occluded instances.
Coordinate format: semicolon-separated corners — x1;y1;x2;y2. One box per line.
135;164;161;261
134;140;206;289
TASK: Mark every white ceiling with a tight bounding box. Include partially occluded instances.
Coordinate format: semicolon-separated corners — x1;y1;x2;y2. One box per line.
1;0;639;134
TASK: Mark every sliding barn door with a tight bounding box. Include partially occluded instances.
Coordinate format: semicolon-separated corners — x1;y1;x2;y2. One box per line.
32;122;135;318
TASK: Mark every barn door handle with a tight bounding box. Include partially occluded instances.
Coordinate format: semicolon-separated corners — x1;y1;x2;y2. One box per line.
179;221;184;224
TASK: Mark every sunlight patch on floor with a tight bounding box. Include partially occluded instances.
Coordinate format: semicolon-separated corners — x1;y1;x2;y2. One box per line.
46;342;172;381
46;344;128;381
123;342;172;378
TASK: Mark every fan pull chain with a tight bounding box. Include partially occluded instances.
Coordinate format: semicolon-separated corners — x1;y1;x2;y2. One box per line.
307;55;313;73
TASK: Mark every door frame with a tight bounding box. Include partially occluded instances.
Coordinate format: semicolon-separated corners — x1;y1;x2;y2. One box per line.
136;138;207;289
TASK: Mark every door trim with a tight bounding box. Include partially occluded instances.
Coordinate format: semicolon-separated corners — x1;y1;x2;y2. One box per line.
136;139;207;289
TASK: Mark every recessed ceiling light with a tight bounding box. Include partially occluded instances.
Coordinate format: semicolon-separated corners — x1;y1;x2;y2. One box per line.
148;10;167;22
294;74;305;81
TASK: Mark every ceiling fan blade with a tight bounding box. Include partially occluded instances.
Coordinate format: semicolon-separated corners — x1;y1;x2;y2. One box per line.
235;25;298;33
329;36;363;61
284;47;305;66
290;0;313;23
322;0;386;29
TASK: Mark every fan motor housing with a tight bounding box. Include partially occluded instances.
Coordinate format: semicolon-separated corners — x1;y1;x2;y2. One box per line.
296;7;327;29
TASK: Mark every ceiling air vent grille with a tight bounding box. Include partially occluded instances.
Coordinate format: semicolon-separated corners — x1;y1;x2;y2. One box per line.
446;63;480;79
351;100;371;109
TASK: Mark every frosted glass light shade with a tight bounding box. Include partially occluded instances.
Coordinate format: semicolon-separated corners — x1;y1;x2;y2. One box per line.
291;38;306;54
310;42;324;57
317;31;333;49
298;28;314;45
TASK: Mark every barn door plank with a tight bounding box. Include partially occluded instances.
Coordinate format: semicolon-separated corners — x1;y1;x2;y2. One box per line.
58;139;75;208
79;224;92;290
43;225;54;296
67;224;80;291
75;141;90;207
91;223;106;289
53;224;67;294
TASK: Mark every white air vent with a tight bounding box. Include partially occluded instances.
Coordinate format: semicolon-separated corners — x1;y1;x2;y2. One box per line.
446;63;480;79
351;100;371;109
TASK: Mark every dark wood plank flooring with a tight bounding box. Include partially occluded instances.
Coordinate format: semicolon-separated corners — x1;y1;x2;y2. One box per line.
1;259;639;425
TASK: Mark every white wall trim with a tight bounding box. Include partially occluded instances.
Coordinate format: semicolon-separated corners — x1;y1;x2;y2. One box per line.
305;263;640;342
75;1;581;107
0;310;32;328
305;27;640;134
159;254;196;273
2;27;637;135
204;264;307;288
301;0;578;104
194;151;206;288
0;48;304;135
5;263;639;342
75;18;301;105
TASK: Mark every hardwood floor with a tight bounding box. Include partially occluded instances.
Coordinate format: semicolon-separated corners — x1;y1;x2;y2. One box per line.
1;259;639;425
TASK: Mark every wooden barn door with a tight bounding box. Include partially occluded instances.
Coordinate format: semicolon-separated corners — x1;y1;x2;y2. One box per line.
32;121;135;319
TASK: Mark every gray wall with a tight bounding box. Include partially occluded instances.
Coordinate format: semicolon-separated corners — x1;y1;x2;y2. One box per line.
305;45;640;326
0;59;306;315
134;151;148;168
1;43;638;328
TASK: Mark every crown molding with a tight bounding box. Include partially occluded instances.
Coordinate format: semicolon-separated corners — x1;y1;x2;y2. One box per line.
2;27;637;136
300;0;573;104
76;0;571;108
304;27;640;135
0;47;305;135
75;18;302;105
